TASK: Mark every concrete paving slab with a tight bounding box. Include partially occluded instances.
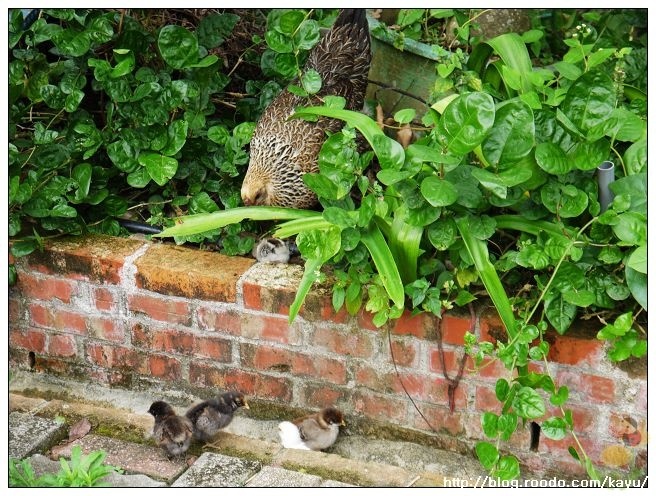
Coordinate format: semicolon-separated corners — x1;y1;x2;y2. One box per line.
320;479;358;487
53;434;188;483
9;412;67;460
246;465;322;487
171;452;261;487
204;431;281;463
276;447;415;487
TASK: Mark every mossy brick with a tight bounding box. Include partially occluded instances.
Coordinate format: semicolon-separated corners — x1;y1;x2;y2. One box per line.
310;325;375;359
24;234;144;284
47;333;77;357
135;243;254;302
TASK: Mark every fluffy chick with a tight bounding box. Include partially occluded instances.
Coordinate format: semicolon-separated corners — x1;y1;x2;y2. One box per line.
292;407;346;451
253;237;291;263
278;421;310;450
147;401;194;458
185;391;249;445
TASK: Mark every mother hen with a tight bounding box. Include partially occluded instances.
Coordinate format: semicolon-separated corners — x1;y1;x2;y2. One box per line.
241;9;371;209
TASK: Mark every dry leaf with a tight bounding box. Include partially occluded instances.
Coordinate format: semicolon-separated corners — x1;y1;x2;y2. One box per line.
376;104;385;130
397;124;413;149
68;418;92;442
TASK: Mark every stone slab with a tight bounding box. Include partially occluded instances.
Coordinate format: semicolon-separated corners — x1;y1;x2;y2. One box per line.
246;465;322;487
172;452;261;487
9;412;67;460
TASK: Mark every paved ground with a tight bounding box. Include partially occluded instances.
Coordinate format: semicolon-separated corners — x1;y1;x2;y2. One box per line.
8;370;489;488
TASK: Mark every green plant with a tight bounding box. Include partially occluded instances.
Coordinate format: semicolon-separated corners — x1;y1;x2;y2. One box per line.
9;446;119;487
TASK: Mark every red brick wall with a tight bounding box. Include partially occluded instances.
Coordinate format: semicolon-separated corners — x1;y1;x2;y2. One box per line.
8;235;647;477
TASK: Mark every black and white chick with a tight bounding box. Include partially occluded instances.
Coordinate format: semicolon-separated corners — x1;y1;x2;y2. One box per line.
147;400;194;459
278;421;310;450
185;391;250;446
281;407;346;451
253;237;292;263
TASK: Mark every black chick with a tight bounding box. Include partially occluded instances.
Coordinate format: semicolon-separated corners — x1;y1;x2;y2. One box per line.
147;400;194;458
185;391;250;445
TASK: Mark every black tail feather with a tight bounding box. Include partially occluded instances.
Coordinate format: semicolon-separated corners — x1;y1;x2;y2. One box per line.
333;8;368;29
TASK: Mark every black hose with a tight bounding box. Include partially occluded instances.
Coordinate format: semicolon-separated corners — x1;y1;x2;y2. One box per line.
117;219;163;235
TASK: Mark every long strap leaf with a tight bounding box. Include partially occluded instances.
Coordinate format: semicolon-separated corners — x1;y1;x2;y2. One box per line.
360;223;405;309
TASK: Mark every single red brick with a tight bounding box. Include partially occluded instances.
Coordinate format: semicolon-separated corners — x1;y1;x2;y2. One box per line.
242;282;262;310
196;306;242;335
441;313;474;345
150;329;194;353
392;310;430;338
547;333;604;366
300;384;351;410
473;356;509;380
17;272;74;303
240;313;297;344
311;325;374;359
388;338;418;367
94;288;115;311
9;328;46;353
52;309;87;334
474;386;503;414
291;354;347;385
149;355;181;380
193;336;232;362
557;370;616;404
29;303;51;328
408;403;464;436
47;334;77;357
351;390;408;423
87;316;124;342
128;294;190;325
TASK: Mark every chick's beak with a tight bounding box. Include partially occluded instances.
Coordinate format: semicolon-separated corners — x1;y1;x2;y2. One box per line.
341;420;346;427
243;400;250;410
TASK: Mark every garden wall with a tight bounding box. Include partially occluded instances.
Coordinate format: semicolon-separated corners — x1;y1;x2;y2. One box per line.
8;234;647;478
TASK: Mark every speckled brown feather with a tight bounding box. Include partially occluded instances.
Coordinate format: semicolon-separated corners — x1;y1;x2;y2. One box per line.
242;9;371;208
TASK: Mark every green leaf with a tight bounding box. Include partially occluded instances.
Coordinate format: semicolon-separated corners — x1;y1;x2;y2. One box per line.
560;70;615;133
587;48;616;68
625;264;647;311
198;13;239;49
71;163;92;200
540;417;568;441
481;412;498;438
511;386;545;419
291;106;404;170
427;218;457;251
495;378;510;401
535;142;574;174
553;61;582;80
420;176;458;207
545;295;577;334
138;153;178;187
494;455;520;481
475;441;499;471
158;25;199;69
485;33;535;94
51;28;90;57
161;120;188;156
549;386;569;406
627;245;646;274
439;92;495;155
126;168;151;188
301;69;322;95
497;413;518;441
394;109;416;124
612;212;646;246
265;30;294;53
624;138;646;175
482;99;534;166
456;218;517;341
294;19;320;50
360;223;405;309
278;10;306;35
